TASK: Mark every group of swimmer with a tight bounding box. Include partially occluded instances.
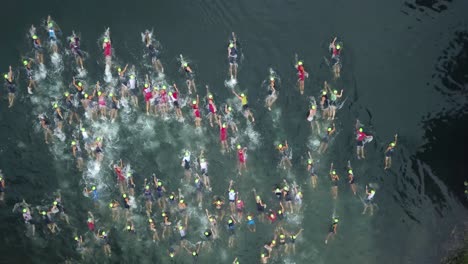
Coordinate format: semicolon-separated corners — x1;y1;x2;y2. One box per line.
1;15;403;263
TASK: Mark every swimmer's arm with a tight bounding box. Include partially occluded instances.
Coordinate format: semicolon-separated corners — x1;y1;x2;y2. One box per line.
8;66;13;81
228;180;233;192
332;37;337;46
72;146;76;157
122;64;128;75
295;228;304;237
279;201;284;212
196;94;199;105
347;160;352;170
338;89;344;97
331;123;336;134
285;140;289;149
329;163;334;175
394;134;398;145
231;90;241;100
232;257;238;264
173;83;179;93
307;151;312;160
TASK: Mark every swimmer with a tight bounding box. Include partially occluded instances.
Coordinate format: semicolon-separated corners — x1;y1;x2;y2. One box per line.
183;241;202;260
246;213;256;232
117;64;128;97
235;195;244;222
14;200;35;236
86;211;95;231
176;215;189;245
5;66;16;108
384;134;398;170
39;114;53;144
31;27;44;64
148;218;160;242
46;18;59;53
320;83;330;119
277;141;292;169
218;117;229;152
181;150;192;181
307;151;318;189
198;150;209;176
227;180;237;215
83;185;99;202
64;92;80;125
282;180;294;213
181;60;196;94
150;45;164;74
236;145;247;175
71;140;84;171
109;200;120;221
260;251;270;264
124;221;136;234
53;193;70;224
153;174;167;209
285;228;303;254
23;59;36;94
223;105;238;133
102;32;112;67
169;83;183;119
293;185;303;212
326;86;343;120
232;90;255;123
53;103;64;132
253;188;266;222
318;124;335;154
227;216;237;248
295;60;309;95
96;230;111;256
113;160;126;194
69;31;84;69
306;100;319;131
205;208;219;239
329;163;339;200
347;160;357;195
159;85;170;116
213;195;225;220
128;72;138;107
329;37;342;79
142;82;152;115
96;89;107;119
143;179;154;215
325;218;339;244
192;95;202;127
72;77;85;99
206;86;218;127
194;174;205;208
162;211;173;239
228;32;239;80
355;121;368;159
265;76;278;111
362;185;376;216
109;93;119;122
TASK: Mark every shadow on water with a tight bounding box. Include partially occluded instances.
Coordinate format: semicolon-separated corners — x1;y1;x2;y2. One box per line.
411;29;468;262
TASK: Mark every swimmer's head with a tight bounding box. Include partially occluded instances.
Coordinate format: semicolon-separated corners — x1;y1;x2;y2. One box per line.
130;75;135;79
64;92;70;97
390;142;396;147
23;60;28;66
308;159;312;165
359;128;363;132
229;43;234;48
348;169;353;174
183;63;188;67
312;105;316;110
78;82;83;87
71;141;76;146
32;35;38;40
336;44;341;50
103;38;109;43
237;145;241;150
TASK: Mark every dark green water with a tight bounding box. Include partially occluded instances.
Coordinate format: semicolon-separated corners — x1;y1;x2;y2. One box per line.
0;0;467;263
